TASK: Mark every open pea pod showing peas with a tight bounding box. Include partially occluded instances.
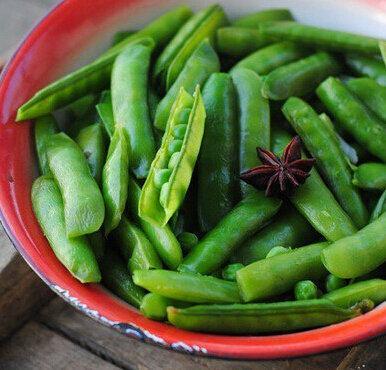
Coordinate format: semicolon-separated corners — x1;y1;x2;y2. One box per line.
139;86;205;227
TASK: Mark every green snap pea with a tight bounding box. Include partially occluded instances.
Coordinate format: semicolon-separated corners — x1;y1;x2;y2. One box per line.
133;269;241;303
237;242;328;302
179;191;281;275
231;42;308;76
101;126;129;235
76;123;106;184
16;6;193;120
322;212;386;278
148;88;160;123
371;190;386;222
233;9;294;28
323;279;386;308
167;299;365;334
34;115;59;175
346;78;386;122
216;27;271;57
222;263;244;281
231;67;270;197
262;52;340;100
326;274;347;293
127;177;182;270
111;31;135;46
198;73;239;232
46;133;105;237
259;21;383;55
32;176;101;283
230;205;317;265
155;39;220;131
100;248;146;308
140;87;205;226
87;231;106;262
317;77;386;162
294;280;318;300
352;163;386;190
177;232;199;253
111;43;156;179
345;54;386;86
283;97;368;228
266;246;291;259
96;90;114;138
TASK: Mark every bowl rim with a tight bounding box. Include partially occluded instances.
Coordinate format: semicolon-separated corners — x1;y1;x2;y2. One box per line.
0;0;385;360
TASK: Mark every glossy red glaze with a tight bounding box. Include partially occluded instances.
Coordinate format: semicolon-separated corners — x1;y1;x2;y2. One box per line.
0;0;385;359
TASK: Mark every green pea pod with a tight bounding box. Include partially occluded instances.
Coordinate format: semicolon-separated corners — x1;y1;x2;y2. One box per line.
380;41;386;65
76;123;106;184
111;44;156;179
32;176;101;283
96;90;114;138
111;30;135;46
323;279;386;308
316;77;386;162
46;133;105;237
216;27;271;57
127;177;182;270
282;97;368;228
133;269;241;304
198;73;239;232
230;205;318;265
221;263;244;282
231;42;308;76
154;39;220;131
148;88;160;123
371;190;386;221
16;5;193;120
177;232;199;254
87;231;106;262
102;126;129;235
154;4;226;89
34;115;59;175
345;54;386;86
352;163;386;190
322;212;386;279
100;248;146;308
271;127;358;241
167;299;364;334
230;67;270;197
233;9;294;28
262;52;340;100
346;78;386;122
259;21;383;55
139;86;205;226
237;242;328;302
179;191;281;275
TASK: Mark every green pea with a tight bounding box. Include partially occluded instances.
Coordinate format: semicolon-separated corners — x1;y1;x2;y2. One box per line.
173;124;188;139
177;232;199;253
294;280;318;300
154;169;172;189
168;152;181;169
266;246;291;259
222;263;244;281
168;139;183;154
326;274;347;293
175;108;191;125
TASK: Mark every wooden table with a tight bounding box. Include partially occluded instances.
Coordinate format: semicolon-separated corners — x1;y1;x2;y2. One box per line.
0;1;385;369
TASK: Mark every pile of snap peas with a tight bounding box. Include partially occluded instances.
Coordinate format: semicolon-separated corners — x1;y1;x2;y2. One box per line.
18;5;386;335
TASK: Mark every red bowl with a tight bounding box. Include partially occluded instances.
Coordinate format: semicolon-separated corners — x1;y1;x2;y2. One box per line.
0;0;385;359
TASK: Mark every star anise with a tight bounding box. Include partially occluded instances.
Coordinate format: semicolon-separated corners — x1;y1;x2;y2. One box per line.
240;136;315;197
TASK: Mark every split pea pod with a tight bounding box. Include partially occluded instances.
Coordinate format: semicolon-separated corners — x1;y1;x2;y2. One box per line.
230;205;318;265
16;6;193;120
111;43;156;179
139;86;205;226
96;90;114;138
197;73;239;232
155;40;219;131
346;78;386;122
262;52;340;100
322;212;386;278
323;279;386;308
76;123;106;184
345;54;386;86
46;133;105;237
32;176;101;283
371;190;386;221
237;242;328;302
101;126;129;235
316;77;386;162
352;163;386;190
282;97;368;228
259;21;383;55
133;269;241;303
178;191;281;275
233;9;294;28
231;42;308;76
271;127;357;241
216;27;271;57
230;67;270;197
167;299;364;334
127;177;182;270
34;115;59;175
